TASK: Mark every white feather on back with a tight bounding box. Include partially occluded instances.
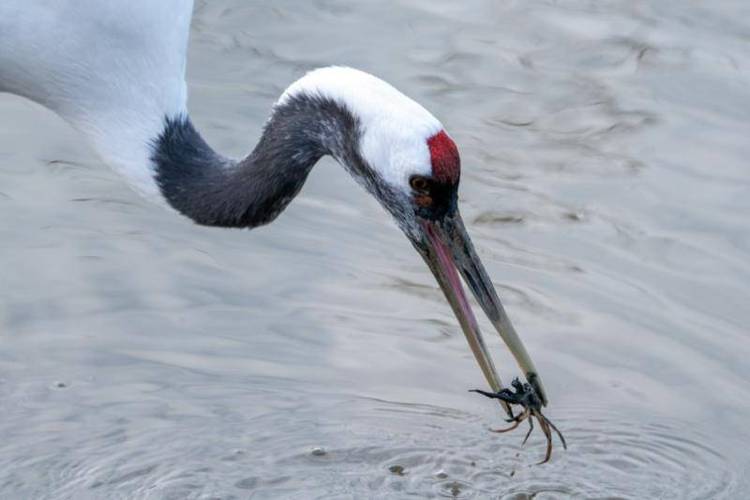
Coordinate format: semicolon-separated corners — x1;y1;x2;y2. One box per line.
279;67;443;192
0;0;193;198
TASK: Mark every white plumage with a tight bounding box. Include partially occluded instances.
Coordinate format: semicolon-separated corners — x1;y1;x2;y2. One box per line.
0;0;192;197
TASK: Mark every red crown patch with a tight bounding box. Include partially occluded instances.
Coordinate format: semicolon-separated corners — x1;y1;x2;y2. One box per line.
427;131;460;184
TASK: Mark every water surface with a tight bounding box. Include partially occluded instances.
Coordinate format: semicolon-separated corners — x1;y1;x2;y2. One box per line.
1;1;749;498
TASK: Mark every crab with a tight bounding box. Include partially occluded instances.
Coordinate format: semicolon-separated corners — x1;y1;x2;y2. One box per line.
471;378;567;464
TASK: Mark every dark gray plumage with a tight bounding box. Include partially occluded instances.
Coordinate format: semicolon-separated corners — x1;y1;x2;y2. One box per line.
153;94;377;228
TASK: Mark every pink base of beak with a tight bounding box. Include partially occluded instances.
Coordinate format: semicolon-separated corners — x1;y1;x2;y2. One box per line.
425;222;481;334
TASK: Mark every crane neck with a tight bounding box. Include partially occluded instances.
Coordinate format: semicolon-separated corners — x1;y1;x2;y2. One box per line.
152;95;365;228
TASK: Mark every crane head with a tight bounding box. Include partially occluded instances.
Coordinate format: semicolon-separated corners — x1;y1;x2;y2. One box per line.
280;67;547;408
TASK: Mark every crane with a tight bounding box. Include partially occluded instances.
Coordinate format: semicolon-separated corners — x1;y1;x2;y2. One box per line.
0;0;554;445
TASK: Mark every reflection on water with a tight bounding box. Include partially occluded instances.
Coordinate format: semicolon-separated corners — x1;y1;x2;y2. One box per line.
1;0;749;498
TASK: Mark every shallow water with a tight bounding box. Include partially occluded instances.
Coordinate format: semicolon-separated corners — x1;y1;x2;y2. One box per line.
2;0;750;498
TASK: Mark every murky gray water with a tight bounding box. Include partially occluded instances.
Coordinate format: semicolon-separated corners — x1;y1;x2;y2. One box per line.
2;1;749;498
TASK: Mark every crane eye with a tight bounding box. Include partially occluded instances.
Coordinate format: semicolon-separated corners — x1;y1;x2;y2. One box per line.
409;176;430;192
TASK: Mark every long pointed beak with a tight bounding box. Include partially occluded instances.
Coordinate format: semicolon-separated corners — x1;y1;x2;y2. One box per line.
413;214;547;410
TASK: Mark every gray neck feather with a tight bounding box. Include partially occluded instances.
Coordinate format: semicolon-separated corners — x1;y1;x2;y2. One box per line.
152;94;367;228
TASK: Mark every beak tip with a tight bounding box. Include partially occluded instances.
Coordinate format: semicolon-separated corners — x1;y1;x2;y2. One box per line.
527;371;548;406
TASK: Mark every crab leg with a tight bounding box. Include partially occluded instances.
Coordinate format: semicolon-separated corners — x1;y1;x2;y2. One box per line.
536;411;554;464
490;407;529;433
542;414;568;450
521;416;534;445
